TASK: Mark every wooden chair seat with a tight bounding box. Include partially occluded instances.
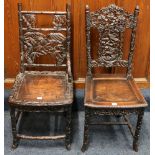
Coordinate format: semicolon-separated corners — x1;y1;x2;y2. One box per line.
9;71;73;106
84;74;147;108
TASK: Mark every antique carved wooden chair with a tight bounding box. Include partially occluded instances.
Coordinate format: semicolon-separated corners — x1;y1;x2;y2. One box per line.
81;4;147;152
8;3;73;150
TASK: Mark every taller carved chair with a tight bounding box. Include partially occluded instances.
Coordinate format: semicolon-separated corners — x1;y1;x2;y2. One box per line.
8;3;73;150
81;4;147;152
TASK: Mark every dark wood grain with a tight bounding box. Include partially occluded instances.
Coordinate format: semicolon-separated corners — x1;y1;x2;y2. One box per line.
8;3;73;150
4;0;150;86
84;74;147;108
82;4;148;152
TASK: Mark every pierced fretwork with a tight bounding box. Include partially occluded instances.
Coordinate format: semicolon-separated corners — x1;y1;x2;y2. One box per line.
86;4;139;73
20;12;68;66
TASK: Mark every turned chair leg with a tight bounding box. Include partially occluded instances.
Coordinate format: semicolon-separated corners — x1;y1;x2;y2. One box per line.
65;106;72;150
133;110;144;152
81;107;90;152
10;107;19;149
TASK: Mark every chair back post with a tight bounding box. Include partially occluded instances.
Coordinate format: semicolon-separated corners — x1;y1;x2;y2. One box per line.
85;5;92;76
66;3;73;82
18;3;25;73
127;5;139;79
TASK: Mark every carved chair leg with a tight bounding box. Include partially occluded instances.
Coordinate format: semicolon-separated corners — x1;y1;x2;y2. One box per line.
133;109;144;152
65;106;72;150
81;107;90;152
10;107;19;149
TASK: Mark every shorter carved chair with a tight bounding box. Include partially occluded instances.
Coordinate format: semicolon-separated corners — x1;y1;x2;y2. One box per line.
81;4;148;152
8;3;73;150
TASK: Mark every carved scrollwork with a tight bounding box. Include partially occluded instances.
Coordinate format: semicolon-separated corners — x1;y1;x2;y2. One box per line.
23;32;66;65
90;4;135;31
53;15;67;29
9;73;24;102
21;13;67;65
91;59;128;67
88;108;144;116
22;14;67;30
22;14;36;28
89;4;136;67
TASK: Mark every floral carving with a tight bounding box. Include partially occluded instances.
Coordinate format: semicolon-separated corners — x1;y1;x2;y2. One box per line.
89;4;135;67
90;4;135;31
53;15;67;29
21;14;67;65
23;32;66;65
22;14;36;28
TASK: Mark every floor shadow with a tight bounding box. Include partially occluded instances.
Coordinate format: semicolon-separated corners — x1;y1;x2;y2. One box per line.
18;112;66;148
70;111;79;144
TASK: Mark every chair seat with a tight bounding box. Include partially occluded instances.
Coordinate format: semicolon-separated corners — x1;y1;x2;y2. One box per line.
9;71;73;106
84;74;147;108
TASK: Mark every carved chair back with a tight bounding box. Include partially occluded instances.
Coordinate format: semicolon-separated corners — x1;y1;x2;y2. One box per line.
18;3;72;78
85;4;139;78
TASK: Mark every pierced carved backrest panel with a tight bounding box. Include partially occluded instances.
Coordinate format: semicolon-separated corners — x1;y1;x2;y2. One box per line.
88;4;137;68
20;13;67;66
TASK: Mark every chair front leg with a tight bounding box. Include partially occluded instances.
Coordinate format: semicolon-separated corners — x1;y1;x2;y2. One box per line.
10;106;19;149
81;107;90;152
65;106;72;150
133;109;144;152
